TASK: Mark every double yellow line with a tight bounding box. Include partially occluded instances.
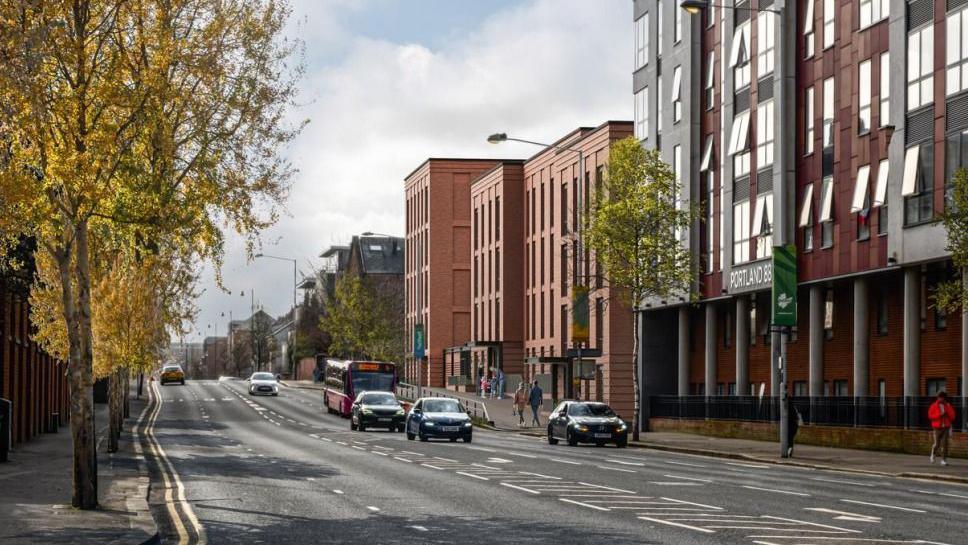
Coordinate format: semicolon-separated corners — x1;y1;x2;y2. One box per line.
134;381;207;545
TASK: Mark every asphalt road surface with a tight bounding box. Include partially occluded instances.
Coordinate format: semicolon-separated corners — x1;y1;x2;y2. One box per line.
141;379;967;545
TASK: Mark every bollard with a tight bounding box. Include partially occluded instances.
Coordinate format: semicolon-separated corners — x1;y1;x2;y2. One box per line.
0;398;11;463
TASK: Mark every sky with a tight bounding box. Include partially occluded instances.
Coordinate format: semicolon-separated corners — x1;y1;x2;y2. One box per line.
185;0;633;342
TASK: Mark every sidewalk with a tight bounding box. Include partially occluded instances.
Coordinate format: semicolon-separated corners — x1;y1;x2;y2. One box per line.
0;393;158;544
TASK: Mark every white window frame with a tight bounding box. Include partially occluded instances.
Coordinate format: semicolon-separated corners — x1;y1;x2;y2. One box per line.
757;12;776;77
804;0;816;58
733;199;751;264
756;99;775;167
706;170;715;272
672;65;683;123
730;22;752;91
657;0;663;57
634;13;649;70
729;111;751;156
805;86;815;154
820;176;834;222
859;0;889;29
851;164;871;213
674;0;682;44
907;25;934;111
700;135;714;172
859;59;872;134
946;6;968;96
799;183;815;227
823;77;835;148
880;52;890;126
634;87;649;140
873;158;889;207
751;193;774;259
705;50;715;110
902;145;921;197
823;0;835;50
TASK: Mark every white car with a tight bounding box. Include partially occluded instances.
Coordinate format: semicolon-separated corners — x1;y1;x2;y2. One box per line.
247;372;279;396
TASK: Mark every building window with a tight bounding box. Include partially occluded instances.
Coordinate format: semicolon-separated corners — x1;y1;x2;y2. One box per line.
793;381;808;396
833;380;849;397
822;77;835;149
730;22;752;91
495;298;501;338
935;306;947;329
672;65;683;123
733;200;751;264
495;197;501;241
674;0;682;43
880;52;891;126
495;248;500;291
859;59;872;134
805;86;815;155
907;25;934;111
530;189;535;234
851;164;872;240
820;176;834;248
634;13;648;70
822;0;835;49
804;0;815;58
657;74;663;135
705;50;715;110
874;159;889;235
560;245;567;293
860;0;889;29
561;183;568;234
474;207;480;248
540;183;545;230
724;310;733;348
946;130;968;206
824;289;834;340
657;0;663;57
757;12;776;77
903;143;935;226
635;87;649;140
926;378;947;396
752;193;773;259
800;183;815;251
947;6;968;96
703;140;715;272
729;110;751;176
595;298;604;349
756;99;775;167
877;295;888;335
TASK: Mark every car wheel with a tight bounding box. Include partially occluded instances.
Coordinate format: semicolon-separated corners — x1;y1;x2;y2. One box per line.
449;437;458;442
406;431;415;440
419;434;428;442
547;428;559;445
181;380;186;385
358;422;366;432
350;418;357;431
397;425;406;433
615;438;628;448
272;393;278;396
567;430;578;447
463;435;472;443
595;441;605;447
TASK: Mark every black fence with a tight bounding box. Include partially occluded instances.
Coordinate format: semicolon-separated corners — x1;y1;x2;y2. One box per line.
650;395;967;431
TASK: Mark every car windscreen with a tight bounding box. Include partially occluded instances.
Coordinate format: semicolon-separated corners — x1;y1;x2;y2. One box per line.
568;403;616;417
251;373;275;381
423;399;462;413
360;393;398;406
351;372;394;394
163;367;181;373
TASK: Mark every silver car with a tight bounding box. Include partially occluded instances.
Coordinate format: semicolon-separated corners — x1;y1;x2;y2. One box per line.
247;372;279;396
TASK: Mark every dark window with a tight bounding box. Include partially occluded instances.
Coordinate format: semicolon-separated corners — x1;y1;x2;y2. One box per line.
878;204;889;235
549;234;555;284
876;296;888;336
572;177;578;234
561;183;568;235
495;248;501;291
474;207;479;248
904;142;935;226
793;381;808;396
531;188;535;234
857;191;871;241
540;291;545;338
560;244;568;292
531;242;535;286
561;304;568;353
540;237;545;285
935;306;947;330
495;197;501;241
723;310;733;348
474;256;479;297
821;221;833;248
540;182;545;230
549;289;555;338
495;298;501;338
926;378;947;396
833;380;848;397
595;298;604;349
945;130;968;208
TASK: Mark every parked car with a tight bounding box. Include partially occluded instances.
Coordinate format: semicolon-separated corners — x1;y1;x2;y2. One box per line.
547;401;628;448
160;365;186;386
350;391;406;432
405;397;473;443
247;372;279;396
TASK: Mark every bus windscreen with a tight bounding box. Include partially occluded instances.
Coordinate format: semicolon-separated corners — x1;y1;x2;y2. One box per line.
350;371;395;394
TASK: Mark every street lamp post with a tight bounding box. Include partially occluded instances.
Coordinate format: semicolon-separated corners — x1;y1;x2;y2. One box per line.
682;0;792;458
255;253;299;376
489;132;585;400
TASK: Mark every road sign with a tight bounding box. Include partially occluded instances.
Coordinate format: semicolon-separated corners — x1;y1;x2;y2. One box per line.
772;244;797;327
571;286;589;344
413;323;425;359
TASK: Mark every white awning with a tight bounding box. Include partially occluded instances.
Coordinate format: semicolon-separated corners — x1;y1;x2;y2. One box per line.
820;177;834;223
851;165;871;213
799;183;814;227
729;23;750;68
700;136;714;172
672;66;682;101
873;159;889;207
902;146;920;197
804;0;814;33
751;194;773;238
728;111;751;156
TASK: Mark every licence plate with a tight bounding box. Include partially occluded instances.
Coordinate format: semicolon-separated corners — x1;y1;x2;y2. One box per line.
378;418;391;422
441;426;460;432
593;433;612;438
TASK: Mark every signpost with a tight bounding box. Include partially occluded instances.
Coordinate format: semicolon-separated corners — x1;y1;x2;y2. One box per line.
771;244;797;458
413;324;425;398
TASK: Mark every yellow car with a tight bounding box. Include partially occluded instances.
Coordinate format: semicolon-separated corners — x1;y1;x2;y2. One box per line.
161;365;186;385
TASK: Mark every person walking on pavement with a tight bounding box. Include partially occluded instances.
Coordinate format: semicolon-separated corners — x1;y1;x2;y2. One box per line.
928;391;957;466
787;402;801;458
514;382;529;427
529;380;543;427
496;369;505;399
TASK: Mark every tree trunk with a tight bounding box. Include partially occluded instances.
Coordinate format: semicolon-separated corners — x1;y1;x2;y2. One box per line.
107;371;118;452
632;310;641;442
123;370;130;419
55;227;97;509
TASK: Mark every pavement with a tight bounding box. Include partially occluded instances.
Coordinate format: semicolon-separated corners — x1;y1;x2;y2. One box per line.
0;392;158;545
142;378;968;544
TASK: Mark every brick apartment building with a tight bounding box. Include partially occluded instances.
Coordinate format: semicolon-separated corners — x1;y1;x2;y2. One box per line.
404;159;503;386
633;0;967;429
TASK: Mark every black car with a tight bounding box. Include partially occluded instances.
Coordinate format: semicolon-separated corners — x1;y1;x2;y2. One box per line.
405;397;473;443
350;391;406;432
547;401;628;447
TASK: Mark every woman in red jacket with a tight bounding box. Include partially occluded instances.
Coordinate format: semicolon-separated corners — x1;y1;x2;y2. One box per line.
927;391;957;466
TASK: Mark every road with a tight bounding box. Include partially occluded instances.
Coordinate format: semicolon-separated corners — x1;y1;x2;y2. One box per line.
140;379;967;545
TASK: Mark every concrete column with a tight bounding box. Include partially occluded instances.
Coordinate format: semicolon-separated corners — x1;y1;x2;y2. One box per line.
677;306;689;396
809;285;824;397
903;267;921;398
853;277;870;397
705;303;717;398
735;297;749;396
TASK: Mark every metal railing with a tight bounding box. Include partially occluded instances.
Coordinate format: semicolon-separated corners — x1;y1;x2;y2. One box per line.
396;382;492;425
650;395;967;431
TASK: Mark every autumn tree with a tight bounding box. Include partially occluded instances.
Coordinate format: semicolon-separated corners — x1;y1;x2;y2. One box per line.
321;275;405;364
937;168;968;313
583;137;695;441
0;0;302;508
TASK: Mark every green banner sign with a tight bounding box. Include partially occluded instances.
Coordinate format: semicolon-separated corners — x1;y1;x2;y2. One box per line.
771;244;797;327
571;286;589;344
413;323;425;359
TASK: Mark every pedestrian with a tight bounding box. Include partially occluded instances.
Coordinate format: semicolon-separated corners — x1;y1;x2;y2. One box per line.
529;380;543;427
514;382;529;427
496;369;505;399
928;391;957;466
786;403;801;458
481;374;489;399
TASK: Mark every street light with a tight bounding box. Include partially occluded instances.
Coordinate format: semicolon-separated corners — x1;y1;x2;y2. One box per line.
682;0;791;458
488;131;586;400
254;253;298;376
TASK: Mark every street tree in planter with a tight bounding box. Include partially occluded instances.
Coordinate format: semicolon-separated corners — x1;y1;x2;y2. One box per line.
583;137;695;441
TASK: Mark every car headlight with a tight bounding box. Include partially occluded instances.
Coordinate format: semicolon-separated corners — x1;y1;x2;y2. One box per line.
395;408;405;415
617;424;627;431
362;408;373;415
424;421;435;427
463;421;472;427
575;425;589;432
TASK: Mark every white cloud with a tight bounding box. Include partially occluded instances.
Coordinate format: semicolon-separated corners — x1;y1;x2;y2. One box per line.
187;0;632;340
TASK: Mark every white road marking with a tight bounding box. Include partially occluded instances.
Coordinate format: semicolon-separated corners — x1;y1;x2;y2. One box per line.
549;458;582;465
638;516;715;533
422;464;445;470
456;471;489;481
504;451;539;459
394;457;413;463
914;489;968;499
579;482;635;493
333;489;344;494
366;506;380;512
605;459;644;466
725;462;770;469
663;474;712;483
665;460;707;468
743;485;810;497
560;498;611;511
598;465;637;473
840;499;926;513
409;525;428;532
805;507;882;523
648;482;702;486
812;476;877;487
485;457;512;464
433;456;458;462
517;471;561;480
501;482;541;495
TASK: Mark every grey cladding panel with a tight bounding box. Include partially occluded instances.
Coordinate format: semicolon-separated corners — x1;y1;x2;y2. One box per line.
906;107;934;145
908;0;933;30
947;93;968;133
758;76;774;102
